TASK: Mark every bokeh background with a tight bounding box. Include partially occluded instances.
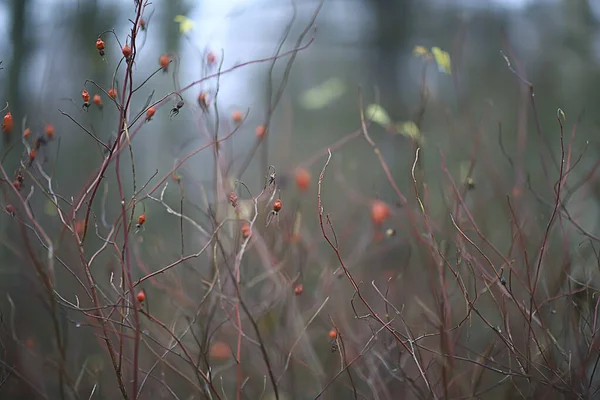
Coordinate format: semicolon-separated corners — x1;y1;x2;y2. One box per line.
2;0;600;399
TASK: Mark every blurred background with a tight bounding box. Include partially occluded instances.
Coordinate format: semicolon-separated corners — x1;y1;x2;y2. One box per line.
0;0;598;192
1;0;598;207
2;0;600;398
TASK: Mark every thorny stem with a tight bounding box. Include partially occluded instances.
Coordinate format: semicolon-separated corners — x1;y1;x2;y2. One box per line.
526;110;565;370
230;179;279;400
112;1;145;398
73;29;317;233
317;149;437;399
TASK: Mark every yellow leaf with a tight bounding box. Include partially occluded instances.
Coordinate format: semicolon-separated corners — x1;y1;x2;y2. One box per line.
413;46;429;57
395;121;421;141
174;15;195;34
257;310;277;333
299;77;346;110
558;108;566;122
431;46;451;74
365;104;391;127
45;200;58;217
459;161;470;182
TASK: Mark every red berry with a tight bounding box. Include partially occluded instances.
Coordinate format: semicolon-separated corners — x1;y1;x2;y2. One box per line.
198;92;208;110
295;168;311;192
93;94;102;106
209;341;231;360
328;328;337;340
294;284;303;295
207;51;216;65
5;204;16;216
231;110;243;124
45;123;55;139
145;107;155;121
255;124;266;138
370;200;390;225
159;54;170;71
82;89;90;103
122;44;132;58
228;192;238;208
273;199;282;212
95;38;105;50
75;220;85;237
2;112;13;134
241;223;251;239
108;88;117;99
137;290;146;303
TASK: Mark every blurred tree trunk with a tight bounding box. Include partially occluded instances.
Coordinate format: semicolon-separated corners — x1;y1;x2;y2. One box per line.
1;0;32;316
371;0;412;122
6;0;31;132
368;0;415;187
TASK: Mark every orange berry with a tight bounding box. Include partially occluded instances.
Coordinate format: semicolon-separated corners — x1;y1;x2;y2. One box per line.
145;107;155;121
370;200;390;225
328;328;337;340
207;51;216;65
82;89;90;103
23;128;31;139
231;110;243;124
93;94;102;106
273;199;282;212
122;44;132;58
295;168;311;191
294;284;303;295
137;290;146;303
159;54;170;71
241;223;251;239
2;112;13;134
95;38;105;50
45;123;55;139
255;124;266;138
108;88;117;99
209;341;231;360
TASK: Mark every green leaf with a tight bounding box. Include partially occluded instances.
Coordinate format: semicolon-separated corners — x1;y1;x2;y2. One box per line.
299;77;346;110
395;121;421;141
174;15;195;34
431;46;451;74
365;104;391;127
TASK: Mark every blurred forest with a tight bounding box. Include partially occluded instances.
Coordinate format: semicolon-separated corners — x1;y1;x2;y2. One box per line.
2;0;600;399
